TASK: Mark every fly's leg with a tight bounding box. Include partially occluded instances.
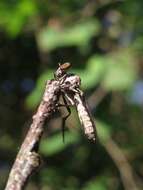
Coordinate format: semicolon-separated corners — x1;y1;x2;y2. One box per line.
55;94;71;142
61;94;71;143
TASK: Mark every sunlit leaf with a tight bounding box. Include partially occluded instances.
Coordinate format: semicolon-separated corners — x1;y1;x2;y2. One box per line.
26;69;53;108
102;50;137;90
96;120;112;142
70;55;106;90
81;55;106;89
0;0;37;37
82;177;107;190
40;132;79;156
38;19;100;51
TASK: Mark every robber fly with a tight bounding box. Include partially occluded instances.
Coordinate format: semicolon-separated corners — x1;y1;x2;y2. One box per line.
54;63;96;142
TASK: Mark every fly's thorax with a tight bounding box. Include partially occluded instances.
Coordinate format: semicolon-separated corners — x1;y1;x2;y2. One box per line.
54;68;65;79
53;63;96;142
61;74;81;91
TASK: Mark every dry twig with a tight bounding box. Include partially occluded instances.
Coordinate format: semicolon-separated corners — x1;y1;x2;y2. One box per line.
88;88;139;190
5;80;60;190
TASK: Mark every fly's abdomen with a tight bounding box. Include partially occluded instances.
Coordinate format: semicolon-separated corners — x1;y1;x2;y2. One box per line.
74;93;96;142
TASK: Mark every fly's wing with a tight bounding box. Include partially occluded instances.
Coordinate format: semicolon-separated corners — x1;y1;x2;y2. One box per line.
59;73;96;141
73;91;96;142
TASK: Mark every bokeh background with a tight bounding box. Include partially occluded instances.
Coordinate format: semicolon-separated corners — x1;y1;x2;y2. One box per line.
0;0;143;189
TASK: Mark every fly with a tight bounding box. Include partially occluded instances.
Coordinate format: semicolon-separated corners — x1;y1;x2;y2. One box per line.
54;63;96;142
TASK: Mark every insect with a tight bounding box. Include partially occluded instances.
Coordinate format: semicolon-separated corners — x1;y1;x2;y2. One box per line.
54;62;71;80
54;63;96;142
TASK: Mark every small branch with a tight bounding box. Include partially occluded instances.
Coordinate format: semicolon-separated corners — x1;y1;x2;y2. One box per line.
88;86;107;109
87;89;139;190
103;138;139;190
5;80;60;190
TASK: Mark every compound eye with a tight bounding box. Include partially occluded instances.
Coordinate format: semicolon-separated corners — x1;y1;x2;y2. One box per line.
60;62;71;70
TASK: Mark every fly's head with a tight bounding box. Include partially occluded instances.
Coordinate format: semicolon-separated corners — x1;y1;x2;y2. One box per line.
54;62;81;94
54;63;71;80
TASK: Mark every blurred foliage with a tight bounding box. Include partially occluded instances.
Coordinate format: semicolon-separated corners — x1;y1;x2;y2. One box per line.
0;0;37;37
37;19;100;52
40;131;80;156
0;0;143;190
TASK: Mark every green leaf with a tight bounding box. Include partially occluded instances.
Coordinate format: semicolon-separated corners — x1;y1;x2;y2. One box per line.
38;19;100;51
0;0;37;37
81;55;106;89
102;50;137;90
96;120;111;142
26;69;53;108
40;132;79;156
82;177;107;190
72;49;137;91
70;55;106;90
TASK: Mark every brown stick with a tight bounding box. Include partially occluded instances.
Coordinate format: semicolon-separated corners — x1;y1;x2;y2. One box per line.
103;138;138;190
5;80;60;190
87;89;139;190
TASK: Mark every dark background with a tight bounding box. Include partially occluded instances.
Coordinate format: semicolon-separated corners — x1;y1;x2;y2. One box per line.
0;0;143;189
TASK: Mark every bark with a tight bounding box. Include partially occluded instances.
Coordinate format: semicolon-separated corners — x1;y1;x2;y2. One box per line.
5;80;60;190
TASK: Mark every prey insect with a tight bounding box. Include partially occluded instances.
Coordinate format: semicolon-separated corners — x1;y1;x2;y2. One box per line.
54;63;96;142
